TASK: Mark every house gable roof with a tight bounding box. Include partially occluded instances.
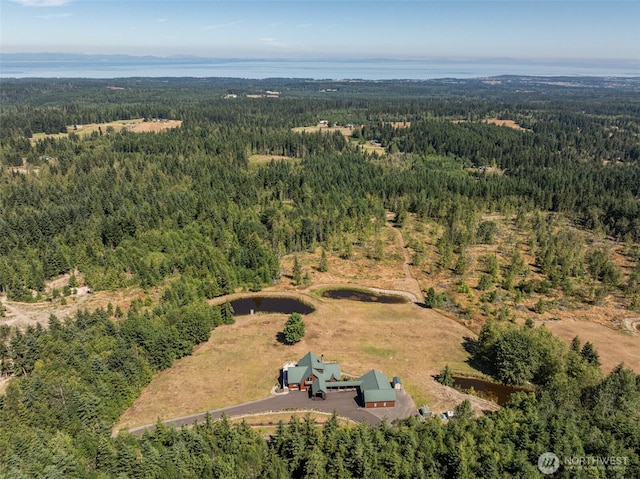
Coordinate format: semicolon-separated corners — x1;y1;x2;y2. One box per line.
289;352;341;384
287;365;311;385
311;377;327;395
298;351;323;371
324;363;341;381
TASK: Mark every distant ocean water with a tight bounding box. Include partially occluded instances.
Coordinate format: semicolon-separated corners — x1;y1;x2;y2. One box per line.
1;56;639;79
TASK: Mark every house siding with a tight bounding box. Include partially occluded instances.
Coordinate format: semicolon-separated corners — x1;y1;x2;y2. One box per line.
365;401;396;408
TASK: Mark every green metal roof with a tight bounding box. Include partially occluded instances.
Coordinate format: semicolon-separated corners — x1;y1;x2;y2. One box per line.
312;377;327;395
288;352;342;385
287;366;310;385
359;370;396;403
298;352;323;371
359;370;392;391
324;363;341;381
363;388;396;403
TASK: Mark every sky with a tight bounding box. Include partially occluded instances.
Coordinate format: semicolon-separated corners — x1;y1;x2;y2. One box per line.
1;0;639;62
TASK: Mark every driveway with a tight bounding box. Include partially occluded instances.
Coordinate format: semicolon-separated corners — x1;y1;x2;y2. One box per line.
126;388;416;435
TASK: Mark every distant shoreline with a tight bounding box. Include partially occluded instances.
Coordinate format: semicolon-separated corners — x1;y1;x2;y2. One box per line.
2;54;638;80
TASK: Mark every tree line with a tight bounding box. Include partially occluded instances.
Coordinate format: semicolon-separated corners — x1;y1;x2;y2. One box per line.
1;307;638;477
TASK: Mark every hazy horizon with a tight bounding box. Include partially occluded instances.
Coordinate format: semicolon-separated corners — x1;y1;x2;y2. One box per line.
1;1;639;64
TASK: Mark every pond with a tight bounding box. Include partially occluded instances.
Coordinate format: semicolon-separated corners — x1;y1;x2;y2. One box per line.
321;288;408;304
453;376;533;405
229;296;315;316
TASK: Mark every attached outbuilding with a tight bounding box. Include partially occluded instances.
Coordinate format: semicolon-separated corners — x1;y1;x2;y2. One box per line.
359;370;396;408
393;376;402;390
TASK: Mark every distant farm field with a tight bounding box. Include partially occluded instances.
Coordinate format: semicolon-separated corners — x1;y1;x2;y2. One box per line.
30;118;182;143
481;118;530;131
248;154;298;164
451;118;529;131
291;125;355;136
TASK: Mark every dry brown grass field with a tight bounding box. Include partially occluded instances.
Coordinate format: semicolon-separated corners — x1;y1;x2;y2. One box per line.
452;118;530;132
114;290;486;432
30;118;181;144
248;154;298;164
291;124;355;136
544;319;639;372
399;213;640;372
481;118;530;131
386;122;412;128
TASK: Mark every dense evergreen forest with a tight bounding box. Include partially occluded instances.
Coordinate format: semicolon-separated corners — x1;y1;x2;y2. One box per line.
1;77;639;477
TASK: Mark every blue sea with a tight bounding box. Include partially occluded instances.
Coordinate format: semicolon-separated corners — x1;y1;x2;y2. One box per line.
1;55;639;79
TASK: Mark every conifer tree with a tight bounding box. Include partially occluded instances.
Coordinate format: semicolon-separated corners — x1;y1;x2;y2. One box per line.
282;312;305;344
293;256;302;286
221;301;235;325
318;248;328;273
437;364;454;387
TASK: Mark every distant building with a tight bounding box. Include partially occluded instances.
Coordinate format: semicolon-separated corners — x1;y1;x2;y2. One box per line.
283;351;397;408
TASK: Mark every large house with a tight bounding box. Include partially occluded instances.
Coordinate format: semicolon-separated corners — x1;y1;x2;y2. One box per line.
285;352;341;391
283;352;397;408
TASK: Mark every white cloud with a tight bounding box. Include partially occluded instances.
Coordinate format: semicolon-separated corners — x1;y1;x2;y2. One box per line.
11;0;71;6
38;12;72;18
157;18;168;23
203;20;243;31
261;37;288;48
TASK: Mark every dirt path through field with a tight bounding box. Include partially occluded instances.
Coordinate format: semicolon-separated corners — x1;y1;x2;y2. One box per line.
386;216;424;303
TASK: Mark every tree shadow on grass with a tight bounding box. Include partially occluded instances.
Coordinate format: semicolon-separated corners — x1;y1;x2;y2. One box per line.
275;331;300;346
462;336;478;356
462;336;494;376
